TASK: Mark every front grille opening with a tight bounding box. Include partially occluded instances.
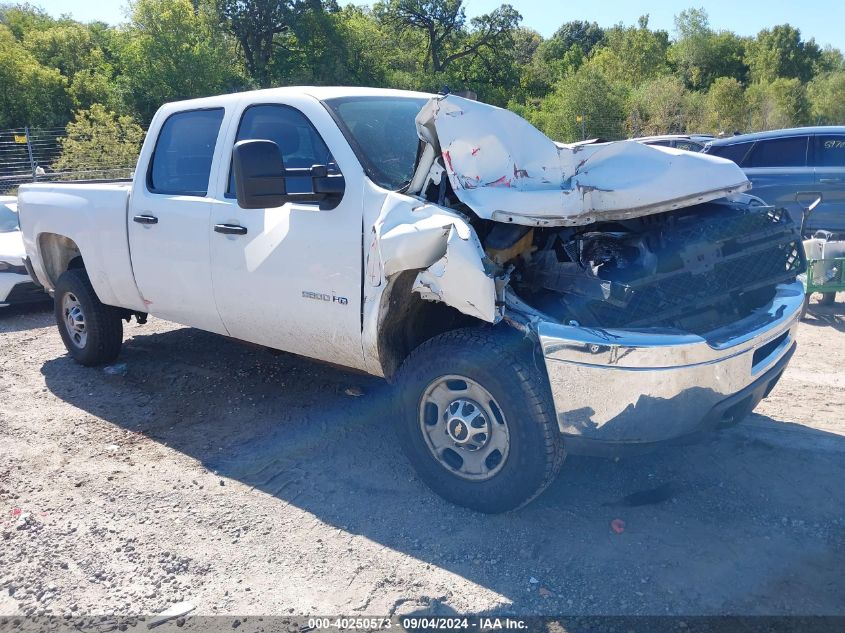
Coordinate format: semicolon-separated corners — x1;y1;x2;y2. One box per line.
753;331;789;368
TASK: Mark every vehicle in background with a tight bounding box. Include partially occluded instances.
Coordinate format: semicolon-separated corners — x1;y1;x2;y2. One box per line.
634;134;714;152
703;127;845;236
0;196;46;307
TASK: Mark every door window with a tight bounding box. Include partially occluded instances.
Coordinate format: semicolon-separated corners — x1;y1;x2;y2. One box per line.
706;141;754;165
746;136;808;168
148;108;225;196
227;104;336;196
815;135;845;167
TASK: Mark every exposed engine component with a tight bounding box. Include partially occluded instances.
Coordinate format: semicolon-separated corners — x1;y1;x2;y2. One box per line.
485;200;805;333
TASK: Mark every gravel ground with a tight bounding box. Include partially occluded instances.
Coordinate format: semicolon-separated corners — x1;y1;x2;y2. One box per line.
1;297;844;624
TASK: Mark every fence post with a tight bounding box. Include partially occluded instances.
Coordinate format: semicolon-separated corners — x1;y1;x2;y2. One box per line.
24;127;36;182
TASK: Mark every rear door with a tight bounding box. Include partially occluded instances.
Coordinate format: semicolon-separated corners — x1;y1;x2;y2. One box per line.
811;133;845;234
742;135;815;222
208;96;367;371
128;108;230;334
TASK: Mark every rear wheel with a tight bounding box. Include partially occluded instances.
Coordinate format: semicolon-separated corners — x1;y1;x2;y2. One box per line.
54;268;123;366
394;327;565;513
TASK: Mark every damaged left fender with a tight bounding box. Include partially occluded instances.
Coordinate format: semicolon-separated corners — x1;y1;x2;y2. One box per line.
360;192;500;376
366;193;498;323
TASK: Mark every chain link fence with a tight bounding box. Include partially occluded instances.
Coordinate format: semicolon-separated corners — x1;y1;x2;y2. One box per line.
0;127;139;195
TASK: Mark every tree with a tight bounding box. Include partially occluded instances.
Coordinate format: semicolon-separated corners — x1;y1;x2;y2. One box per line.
23;22;96;77
669;9;747;89
379;0;520;73
531;64;627;142
0;2;54;40
216;0;297;87
120;0;242;121
746;78;809;130
53;104;145;179
629;76;693;135
807;72;845;124
0;25;68;127
539;20;604;63
704;77;748;134
745;24;821;84
591;15;670;87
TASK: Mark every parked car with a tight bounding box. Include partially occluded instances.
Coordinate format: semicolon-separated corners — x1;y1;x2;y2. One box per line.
0;196;46;307
18;88;804;513
634;134;714;152
703;127;845;235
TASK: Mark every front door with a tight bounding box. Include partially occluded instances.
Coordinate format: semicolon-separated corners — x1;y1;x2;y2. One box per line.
812;133;845;234
128;108;229;334
209;99;365;370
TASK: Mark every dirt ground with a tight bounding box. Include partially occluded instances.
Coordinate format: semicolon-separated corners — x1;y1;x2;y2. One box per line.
1;296;844;624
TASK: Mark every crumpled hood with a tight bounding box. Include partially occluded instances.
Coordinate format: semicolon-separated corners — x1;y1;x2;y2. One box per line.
413;95;750;227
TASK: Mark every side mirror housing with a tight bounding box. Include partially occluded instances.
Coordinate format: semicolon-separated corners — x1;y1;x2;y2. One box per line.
232;140;287;209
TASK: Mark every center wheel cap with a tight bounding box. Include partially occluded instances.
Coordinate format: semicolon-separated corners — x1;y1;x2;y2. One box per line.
445;398;489;450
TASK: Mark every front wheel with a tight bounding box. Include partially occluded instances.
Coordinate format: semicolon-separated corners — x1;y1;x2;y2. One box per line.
54;268;123;366
394;328;565;513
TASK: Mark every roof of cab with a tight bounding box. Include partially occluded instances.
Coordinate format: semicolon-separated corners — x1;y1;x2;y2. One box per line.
707;125;845;147
158;86;435;112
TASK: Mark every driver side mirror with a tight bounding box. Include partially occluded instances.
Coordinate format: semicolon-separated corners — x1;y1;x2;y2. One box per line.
232;140;346;210
232;140;287;210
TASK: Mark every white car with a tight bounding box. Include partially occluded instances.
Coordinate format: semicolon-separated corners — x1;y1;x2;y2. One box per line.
0;196;46;306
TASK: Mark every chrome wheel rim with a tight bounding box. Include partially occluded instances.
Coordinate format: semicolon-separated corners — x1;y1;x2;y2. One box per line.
419;375;510;481
62;292;87;349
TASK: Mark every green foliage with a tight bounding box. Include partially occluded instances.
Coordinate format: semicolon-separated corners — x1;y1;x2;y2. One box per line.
119;0;243;121
377;0;520;73
746;78;810;130
0;25;68;127
53;104;145;179
591;15;670;87
629;76;694;135
807;72;845;124
745;24;821;83
704;77;749;134
669;9;747;89
530;65;627;142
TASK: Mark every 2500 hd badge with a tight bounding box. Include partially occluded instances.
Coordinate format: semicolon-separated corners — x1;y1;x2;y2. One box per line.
302;290;348;305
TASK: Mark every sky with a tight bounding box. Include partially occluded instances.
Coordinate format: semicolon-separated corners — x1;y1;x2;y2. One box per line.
26;0;845;51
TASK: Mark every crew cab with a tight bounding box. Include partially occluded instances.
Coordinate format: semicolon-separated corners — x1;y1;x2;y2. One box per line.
18;87;805;512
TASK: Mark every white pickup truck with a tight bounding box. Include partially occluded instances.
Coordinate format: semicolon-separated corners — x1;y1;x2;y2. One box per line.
18;87;806;512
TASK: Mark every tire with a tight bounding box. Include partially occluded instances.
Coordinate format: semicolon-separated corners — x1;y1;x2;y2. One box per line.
54;268;123;366
393;327;565;513
819;292;837;306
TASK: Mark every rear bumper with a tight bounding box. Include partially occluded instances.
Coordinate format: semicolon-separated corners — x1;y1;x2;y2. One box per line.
538;280;804;455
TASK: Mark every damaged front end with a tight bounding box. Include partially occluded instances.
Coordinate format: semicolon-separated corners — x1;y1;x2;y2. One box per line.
367;94;805;451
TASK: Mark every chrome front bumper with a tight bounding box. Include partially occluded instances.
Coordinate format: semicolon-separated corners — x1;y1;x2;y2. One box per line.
538;281;804;454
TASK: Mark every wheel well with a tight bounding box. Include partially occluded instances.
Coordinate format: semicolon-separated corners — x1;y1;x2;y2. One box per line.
37;233;83;288
377;270;482;380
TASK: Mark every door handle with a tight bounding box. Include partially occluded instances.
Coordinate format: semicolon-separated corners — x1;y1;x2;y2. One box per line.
133;214;158;225
819;178;841;183
214;223;248;235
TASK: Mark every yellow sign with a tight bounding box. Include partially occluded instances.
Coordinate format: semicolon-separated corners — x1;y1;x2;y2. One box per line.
13;135;27;144
575;116;583;123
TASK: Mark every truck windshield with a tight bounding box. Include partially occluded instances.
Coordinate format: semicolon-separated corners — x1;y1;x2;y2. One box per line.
323;96;429;191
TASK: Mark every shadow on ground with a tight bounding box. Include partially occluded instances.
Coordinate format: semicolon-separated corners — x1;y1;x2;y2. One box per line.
40;325;845;616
